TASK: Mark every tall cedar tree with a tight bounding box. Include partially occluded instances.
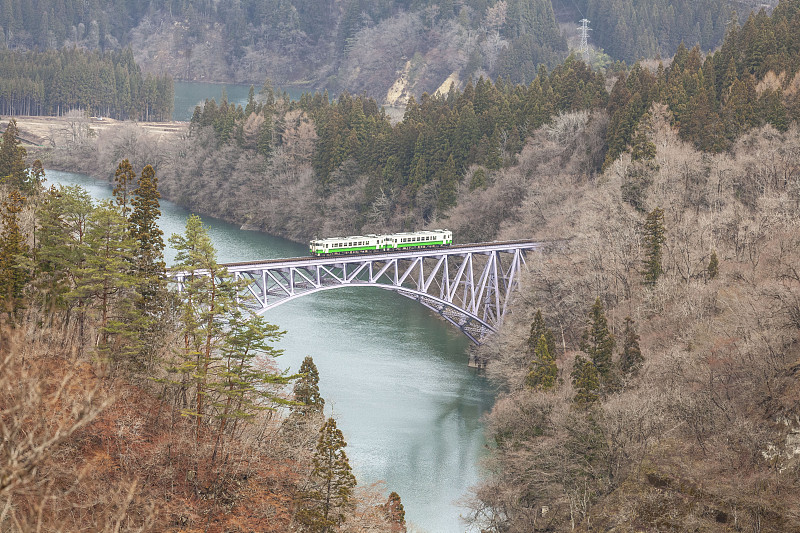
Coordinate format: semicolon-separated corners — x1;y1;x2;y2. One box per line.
384;491;407;533
525;334;558;391
129;164;165;283
527;309;557;357
571;354;600;407
0;121;34;193
129;164;166;366
642;207;666;286
112;159;136;218
579;297;615;382
293;356;325;415
0;190;29;317
296;417;357;532
619;316;644;376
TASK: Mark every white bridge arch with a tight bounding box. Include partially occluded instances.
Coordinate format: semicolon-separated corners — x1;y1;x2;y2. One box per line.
172;241;539;344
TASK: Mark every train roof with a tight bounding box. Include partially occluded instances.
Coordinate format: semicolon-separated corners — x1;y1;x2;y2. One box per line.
383;229;450;236
310;229;450;243
310;234;379;243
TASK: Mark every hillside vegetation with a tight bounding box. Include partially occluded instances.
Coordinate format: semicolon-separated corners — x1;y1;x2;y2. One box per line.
7;1;800;530
0;132;406;531
0;0;770;99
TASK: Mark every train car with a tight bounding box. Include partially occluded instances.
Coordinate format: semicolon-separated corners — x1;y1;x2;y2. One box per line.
309;229;452;255
383;229;452;251
309;234;383;255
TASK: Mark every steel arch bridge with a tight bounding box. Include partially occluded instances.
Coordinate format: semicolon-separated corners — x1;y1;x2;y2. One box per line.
171;240;539;344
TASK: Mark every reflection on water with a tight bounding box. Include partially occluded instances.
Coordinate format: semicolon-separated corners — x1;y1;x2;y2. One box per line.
46;169;495;532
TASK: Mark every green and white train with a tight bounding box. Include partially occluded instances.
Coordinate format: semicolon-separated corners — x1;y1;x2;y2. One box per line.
309;229;453;255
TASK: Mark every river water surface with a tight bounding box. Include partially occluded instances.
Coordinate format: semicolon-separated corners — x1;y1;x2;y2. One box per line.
46;169;494;532
173;81;304;121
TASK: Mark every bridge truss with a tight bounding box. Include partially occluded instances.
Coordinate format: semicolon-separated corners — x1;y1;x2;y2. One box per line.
172;241;539;344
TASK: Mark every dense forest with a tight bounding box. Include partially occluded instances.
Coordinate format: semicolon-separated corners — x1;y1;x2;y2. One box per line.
573;0;736;62
0;47;174;120
2;0;771;99
6;0;800;530
0;129;407;530
158;1;800;238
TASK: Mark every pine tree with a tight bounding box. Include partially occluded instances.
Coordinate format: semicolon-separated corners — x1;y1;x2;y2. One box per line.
168;214;235;437
70;201;140;361
208;305;292;458
296;417;357;532
32;185;94;314
112;159;136;218
571;354;599;407
579;297;615;381
525;334;558;391
707;249;719;280
619;316;643;376
0;190;29;317
384;491;406;533
642;207;666;286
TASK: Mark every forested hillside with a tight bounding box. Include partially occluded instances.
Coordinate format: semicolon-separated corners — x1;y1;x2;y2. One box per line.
0;0;567;98
10;0;800;529
42;1;797;243
1;0;782;99
572;0;736;62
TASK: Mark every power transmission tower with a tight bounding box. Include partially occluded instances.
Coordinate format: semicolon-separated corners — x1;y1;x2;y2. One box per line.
578;18;591;57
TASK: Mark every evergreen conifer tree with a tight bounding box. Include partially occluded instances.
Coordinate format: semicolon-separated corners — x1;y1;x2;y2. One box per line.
526;309;557;357
642;207;666;286
168;214;235;437
112;159;136;218
0;120;32;192
130;164;165;291
208;304;292;457
0;190;29;317
32;186;94;314
384;492;406;532
571;354;599;407
525;334;558;391
619;316;644;376
71;201;141;361
469;168;487;191
293;356;325;415
296;417;357;532
579;297;615;381
436;154;458;212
